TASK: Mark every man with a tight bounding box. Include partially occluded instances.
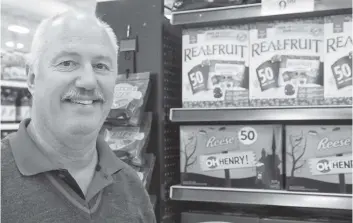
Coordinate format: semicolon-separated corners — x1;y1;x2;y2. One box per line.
1;9;156;223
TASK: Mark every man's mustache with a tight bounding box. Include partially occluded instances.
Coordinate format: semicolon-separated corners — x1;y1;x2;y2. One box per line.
61;88;105;102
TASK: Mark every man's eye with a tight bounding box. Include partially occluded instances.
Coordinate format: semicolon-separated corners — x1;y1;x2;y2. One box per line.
59;61;76;67
55;60;79;72
94;63;110;71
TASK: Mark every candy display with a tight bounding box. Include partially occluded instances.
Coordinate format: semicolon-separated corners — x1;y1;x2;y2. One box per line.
285;125;352;194
16;89;32;121
1;87;18;122
324;14;352;105
249;18;324;107
182;25;250;108
1;50;27;81
1;130;17;139
108;72;151;126
180;125;283;189
101;112;152;167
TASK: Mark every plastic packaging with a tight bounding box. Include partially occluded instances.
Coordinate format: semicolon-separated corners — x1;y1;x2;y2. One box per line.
102;112;152;166
108;72;151;126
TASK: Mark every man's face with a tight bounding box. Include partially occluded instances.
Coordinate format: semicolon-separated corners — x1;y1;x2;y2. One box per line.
32;15;117;138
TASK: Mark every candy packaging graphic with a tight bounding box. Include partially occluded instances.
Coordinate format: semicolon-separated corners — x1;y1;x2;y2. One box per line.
249;18;324;107
182;25;250;108
285;125;352;194
180;125;283;189
108;72;151;126
324;14;352;105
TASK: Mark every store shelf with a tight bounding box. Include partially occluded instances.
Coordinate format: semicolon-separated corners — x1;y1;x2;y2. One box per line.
1;80;27;88
169;106;352;122
170;185;352;210
1;123;20;131
170;0;352;25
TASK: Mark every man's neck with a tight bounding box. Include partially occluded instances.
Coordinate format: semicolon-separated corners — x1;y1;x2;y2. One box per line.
27;119;98;171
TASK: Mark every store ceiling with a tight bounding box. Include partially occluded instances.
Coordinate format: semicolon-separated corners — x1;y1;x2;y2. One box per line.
1;0;173;53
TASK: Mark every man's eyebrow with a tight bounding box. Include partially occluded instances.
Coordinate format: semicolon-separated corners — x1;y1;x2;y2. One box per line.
51;51;80;62
94;55;113;63
51;51;113;64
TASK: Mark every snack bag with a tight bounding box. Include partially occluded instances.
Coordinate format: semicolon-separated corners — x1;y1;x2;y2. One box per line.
108;72;151;123
102;112;152;166
130;153;156;188
106;108;144;127
140;153;156;188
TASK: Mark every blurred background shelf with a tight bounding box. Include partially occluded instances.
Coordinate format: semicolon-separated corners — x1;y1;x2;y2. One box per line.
170;0;352;25
170;185;352;210
1;123;20;131
169;106;352;122
1;80;27;88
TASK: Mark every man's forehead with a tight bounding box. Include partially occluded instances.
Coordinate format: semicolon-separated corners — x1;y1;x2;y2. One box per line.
48;13;106;38
40;12;116;57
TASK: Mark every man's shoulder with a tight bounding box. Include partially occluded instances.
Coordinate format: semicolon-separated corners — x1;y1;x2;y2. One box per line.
111;161;156;222
114;161;144;188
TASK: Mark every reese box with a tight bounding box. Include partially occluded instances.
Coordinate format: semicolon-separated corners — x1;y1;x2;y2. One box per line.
285;125;352;193
180;125;283;189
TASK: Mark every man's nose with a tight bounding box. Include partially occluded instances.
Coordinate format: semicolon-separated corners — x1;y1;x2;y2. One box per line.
75;64;97;90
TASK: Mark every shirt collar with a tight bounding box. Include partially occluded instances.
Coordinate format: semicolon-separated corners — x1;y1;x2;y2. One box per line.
9;118;125;176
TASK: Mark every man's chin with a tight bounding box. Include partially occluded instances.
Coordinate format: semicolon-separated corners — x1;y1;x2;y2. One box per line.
66;120;102;136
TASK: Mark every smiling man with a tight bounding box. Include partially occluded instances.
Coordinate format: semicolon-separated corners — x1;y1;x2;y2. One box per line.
1;9;156;223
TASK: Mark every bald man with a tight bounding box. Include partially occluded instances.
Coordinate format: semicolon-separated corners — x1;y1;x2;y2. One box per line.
1;10;156;223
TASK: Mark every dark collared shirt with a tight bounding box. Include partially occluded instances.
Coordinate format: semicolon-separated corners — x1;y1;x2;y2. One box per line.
1;119;156;223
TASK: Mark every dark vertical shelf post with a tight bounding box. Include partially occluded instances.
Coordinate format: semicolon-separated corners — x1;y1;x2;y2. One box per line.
97;1;182;222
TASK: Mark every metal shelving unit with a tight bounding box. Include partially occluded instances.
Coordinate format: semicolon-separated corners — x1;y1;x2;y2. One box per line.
1;80;27;88
169;106;352;122
165;0;353;222
170;185;352;210
170;0;352;25
1;123;20;131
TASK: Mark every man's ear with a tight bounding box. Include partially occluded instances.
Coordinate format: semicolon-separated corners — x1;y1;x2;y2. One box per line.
26;65;36;95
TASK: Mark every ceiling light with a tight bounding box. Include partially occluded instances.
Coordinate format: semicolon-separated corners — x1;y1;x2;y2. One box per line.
17;43;24;49
5;41;15;47
8;25;30;34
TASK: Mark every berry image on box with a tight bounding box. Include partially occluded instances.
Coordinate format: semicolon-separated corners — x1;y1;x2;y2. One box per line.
249;18;324;107
285;125;352;194
182;25;250;108
180;125;283;189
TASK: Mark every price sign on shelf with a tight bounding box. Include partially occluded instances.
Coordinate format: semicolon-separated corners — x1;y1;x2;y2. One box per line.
261;0;314;16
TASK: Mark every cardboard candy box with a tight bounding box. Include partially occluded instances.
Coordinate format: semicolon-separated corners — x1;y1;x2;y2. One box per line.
285;125;352;194
324;14;352;106
182;25;250;108
180;125;283;189
249;18;324;107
